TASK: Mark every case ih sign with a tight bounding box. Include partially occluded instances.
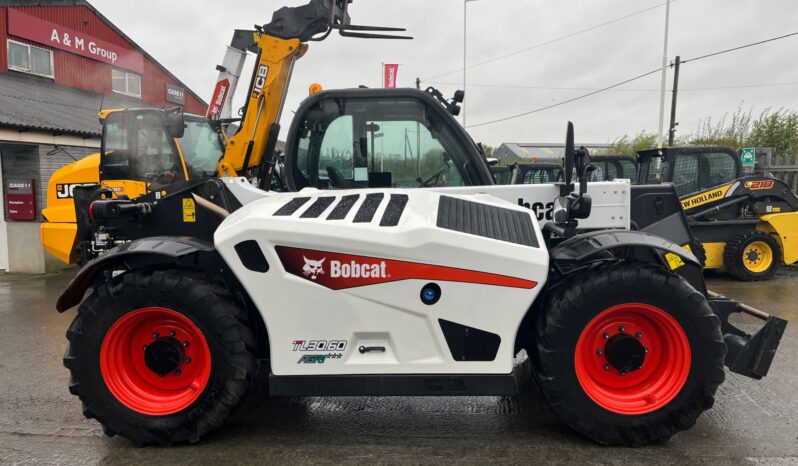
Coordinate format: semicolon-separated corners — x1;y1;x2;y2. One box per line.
7;9;144;73
6;179;36;221
166;84;185;105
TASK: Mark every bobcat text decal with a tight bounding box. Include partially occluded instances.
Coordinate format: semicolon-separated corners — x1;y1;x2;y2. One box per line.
276;246;537;290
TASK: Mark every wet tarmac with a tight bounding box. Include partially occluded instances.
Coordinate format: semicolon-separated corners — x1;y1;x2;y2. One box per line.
0;269;795;465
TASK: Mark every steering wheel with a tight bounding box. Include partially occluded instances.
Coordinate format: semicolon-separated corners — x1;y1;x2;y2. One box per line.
147;171;177;191
417;168;447;187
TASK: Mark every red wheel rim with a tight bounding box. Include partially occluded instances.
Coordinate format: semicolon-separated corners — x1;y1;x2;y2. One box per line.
574;303;691;415
100;307;212;416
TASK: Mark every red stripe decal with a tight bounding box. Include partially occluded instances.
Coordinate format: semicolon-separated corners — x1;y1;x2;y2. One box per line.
275;246;537;290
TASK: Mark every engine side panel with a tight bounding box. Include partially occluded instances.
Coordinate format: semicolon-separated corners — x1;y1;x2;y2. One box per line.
215;189;548;376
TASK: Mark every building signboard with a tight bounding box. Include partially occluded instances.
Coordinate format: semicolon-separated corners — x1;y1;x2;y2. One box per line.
8;8;144;73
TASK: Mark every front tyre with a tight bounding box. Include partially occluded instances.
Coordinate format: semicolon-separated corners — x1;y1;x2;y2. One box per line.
532;262;726;446
64;269;256;446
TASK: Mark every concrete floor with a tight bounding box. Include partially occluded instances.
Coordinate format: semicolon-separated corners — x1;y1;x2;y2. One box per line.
0;269;795;465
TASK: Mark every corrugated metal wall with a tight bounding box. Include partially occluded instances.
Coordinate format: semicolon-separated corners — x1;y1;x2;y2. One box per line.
1;5;206;114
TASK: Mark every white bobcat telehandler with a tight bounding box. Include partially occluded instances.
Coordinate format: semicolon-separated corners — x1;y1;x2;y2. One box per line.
54;0;785;447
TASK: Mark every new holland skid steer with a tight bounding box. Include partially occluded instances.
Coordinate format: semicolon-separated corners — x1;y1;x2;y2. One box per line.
638;146;798;280
46;0;786;447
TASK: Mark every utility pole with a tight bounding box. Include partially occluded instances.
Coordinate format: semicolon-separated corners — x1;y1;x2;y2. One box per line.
416;77;421;89
656;0;671;148
668;55;681;146
464;0;480;127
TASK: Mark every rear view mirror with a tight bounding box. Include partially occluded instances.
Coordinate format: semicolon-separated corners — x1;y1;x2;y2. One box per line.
165;107;185;139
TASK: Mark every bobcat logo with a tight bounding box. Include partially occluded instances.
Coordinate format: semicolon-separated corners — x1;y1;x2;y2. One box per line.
302;256;326;280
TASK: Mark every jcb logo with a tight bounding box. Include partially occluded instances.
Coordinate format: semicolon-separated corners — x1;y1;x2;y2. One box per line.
251;65;269;98
55;183;94;199
745;180;774;190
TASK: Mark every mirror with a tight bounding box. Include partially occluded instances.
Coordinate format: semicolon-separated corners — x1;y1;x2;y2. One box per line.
562;121;575;195
165;107;185;139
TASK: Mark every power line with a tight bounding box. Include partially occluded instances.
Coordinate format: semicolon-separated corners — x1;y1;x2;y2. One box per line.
467;31;798;129
682;31;798;63
427;81;798;92
420;2;666;83
466;68;662;129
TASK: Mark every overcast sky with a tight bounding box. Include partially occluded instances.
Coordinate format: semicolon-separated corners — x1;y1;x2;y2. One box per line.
89;0;798;147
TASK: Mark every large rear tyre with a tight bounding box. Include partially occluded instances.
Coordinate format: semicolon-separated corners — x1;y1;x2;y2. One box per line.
64;269;256;446
724;231;780;281
532;262;726;446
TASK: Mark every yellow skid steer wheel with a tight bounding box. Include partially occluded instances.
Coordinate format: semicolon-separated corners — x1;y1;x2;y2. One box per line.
723;231;781;281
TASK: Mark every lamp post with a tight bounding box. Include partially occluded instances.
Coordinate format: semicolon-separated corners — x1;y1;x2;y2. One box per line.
656;0;671;148
464;0;480;127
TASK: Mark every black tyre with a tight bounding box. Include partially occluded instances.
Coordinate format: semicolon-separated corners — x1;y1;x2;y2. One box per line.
688;237;707;268
532;262;726;446
64;269;256;446
723;231;781;281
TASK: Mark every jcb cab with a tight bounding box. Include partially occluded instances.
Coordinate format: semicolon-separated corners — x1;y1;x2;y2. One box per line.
41;108;225;264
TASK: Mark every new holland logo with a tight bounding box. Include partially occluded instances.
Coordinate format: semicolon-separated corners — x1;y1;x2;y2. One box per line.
302;256;388;280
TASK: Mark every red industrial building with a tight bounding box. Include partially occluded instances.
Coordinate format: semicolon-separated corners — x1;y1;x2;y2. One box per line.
0;0;208;273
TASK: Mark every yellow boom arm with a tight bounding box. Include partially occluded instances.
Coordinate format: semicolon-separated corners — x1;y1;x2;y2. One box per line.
217;35;307;177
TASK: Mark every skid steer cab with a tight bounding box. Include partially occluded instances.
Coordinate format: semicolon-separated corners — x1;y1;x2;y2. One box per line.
638;146;798;280
55;116;786;447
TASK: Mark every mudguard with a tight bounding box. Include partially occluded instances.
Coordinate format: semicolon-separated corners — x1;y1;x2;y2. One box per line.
550;229;705;293
56;237;217;312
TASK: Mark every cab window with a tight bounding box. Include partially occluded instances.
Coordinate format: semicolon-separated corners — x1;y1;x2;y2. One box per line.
101;111;185;186
180;118;225;177
522;167;563;184
702;152;737;189
672;154;700;196
292;97;478;189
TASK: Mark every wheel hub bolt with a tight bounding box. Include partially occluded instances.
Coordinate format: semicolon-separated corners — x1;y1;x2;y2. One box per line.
619;326;626;333
183;341;190;347
603;364;610;371
635;332;643;338
143;345;148;351
185;357;192;363
175;369;181;376
603;333;610;340
644;347;649;353
596;349;603;355
169;330;176;337
152;332;159;339
620;371;626;376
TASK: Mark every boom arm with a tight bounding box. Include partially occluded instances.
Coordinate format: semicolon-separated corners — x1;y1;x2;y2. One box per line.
216;0;410;178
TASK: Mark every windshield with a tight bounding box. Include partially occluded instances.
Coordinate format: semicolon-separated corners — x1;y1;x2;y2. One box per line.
292;96;481;190
180;117;224;177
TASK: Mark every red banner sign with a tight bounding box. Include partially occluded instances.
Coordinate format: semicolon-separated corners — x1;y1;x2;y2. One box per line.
383;63;399;88
6;179;36;221
8;9;144;73
207;79;230;118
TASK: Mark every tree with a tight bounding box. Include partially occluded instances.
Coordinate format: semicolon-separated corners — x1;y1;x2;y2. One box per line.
602;131;658;156
748;109;798;155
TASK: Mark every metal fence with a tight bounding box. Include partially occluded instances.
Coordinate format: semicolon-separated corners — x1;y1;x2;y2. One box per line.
756;148;798;192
